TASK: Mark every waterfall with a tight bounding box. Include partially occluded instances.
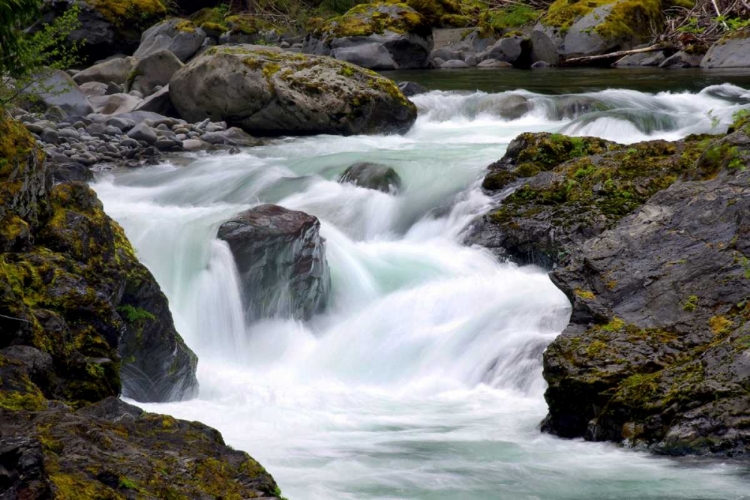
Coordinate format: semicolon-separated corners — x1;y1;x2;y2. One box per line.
93;84;750;500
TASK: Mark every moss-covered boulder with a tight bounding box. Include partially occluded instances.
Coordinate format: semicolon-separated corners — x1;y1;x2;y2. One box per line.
169;45;417;136
303;2;433;69
531;0;665;63
0;117;197;405
38;0;168;62
0;397;281;498
471;119;750;456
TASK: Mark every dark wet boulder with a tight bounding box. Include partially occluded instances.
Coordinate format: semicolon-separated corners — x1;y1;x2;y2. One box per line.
613;50;667;67
398;81;428;97
133;18;207;62
659;50;704;68
701;31;750;68
303;2;433;69
0;398;281;498
470;117;750;456
339;162;402;193
0;118;197;405
218;204;331;322
169;45;417;136
478;36;526;64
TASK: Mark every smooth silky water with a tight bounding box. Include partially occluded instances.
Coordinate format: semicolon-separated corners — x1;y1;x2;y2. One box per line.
92;72;750;499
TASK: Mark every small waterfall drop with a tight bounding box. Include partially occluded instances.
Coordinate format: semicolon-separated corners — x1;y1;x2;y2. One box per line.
93;83;750;500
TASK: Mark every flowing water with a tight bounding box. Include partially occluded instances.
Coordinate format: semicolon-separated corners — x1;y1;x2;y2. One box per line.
93;75;750;499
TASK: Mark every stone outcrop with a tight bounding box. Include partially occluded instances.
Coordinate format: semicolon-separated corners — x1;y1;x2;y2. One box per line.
218;204;331;322
0;118;197;404
169;45;417;136
303;2;433;69
471;114;750;456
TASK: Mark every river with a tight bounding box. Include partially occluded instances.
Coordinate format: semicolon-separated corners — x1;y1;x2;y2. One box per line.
93;70;750;500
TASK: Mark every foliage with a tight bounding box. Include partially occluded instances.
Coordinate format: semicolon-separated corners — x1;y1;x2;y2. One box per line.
0;0;41;76
0;4;83;111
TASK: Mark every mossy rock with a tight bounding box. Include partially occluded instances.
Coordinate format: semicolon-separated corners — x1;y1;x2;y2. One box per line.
314;1;430;39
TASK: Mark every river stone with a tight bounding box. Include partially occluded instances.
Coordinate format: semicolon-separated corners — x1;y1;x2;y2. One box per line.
478;36;525;64
73;57;138;86
477;59;513;69
201;127;260;147
217;204;331;322
80;81;108;98
339;162;402;193
613;50;667;67
701;35;750;68
127;123;158;144
439;59;469;69
169;45;417;136
133;85;180;117
128;50;184;97
134;18;206;62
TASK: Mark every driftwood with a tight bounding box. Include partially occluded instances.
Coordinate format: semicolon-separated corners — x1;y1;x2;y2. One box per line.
562;44;674;65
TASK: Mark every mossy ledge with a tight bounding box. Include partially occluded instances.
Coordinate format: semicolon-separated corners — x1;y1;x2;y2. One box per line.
0;117;281;497
470;114;750;456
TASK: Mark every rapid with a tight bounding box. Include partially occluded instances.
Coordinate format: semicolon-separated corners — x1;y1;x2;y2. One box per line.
93;82;750;499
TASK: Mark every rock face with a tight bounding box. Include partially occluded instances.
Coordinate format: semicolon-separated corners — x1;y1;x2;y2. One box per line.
701;32;750;68
0;118;197;404
339;162;402;193
304;2;433;69
0;397;281;498
471;116;750;456
218;204;331;322
133;18;207;62
169;45;417;136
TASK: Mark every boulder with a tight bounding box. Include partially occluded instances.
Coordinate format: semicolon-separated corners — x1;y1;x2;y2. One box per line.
35;0;166;62
701;33;750;68
217;204;331;322
79;81;108;98
169;45;417;136
339;162;402;193
127;123;158;144
477;59;513;69
477;94;530;119
398;81;428;97
439;59;469;69
134;18;207;62
128;50;185;97
201;127;260;147
613;50;667;67
304;2;433;69
478;36;525;64
331;43;398;70
531;0;660;62
72;57;137;86
468;122;750;457
659;50;704;68
89;93;143;115
133;85;180;117
25;70;93;117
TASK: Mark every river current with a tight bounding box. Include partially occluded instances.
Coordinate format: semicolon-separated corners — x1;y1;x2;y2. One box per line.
93;75;750;499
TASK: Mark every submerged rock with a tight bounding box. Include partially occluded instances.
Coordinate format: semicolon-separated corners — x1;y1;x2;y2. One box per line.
169;45;417;136
218;204;331;322
398;81;428;97
339;162;402;193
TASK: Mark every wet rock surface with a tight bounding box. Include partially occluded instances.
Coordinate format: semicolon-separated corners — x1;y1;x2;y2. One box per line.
218;204;331;322
471;117;750;456
339;162;402;193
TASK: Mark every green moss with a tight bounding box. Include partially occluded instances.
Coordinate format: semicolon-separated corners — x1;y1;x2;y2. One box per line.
317;2;427;38
480;5;541;34
682;295;698;312
542;0;661;38
574;288;596;300
117;304;156;323
709;315;733;335
89;0;167;29
173;19;197;33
